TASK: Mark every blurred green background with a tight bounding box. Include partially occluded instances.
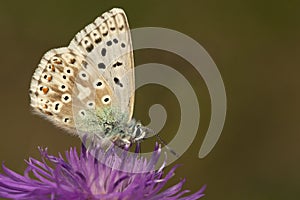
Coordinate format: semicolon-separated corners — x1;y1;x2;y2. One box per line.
0;0;300;199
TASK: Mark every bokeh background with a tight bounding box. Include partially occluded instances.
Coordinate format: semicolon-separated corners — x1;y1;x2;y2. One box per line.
0;0;299;199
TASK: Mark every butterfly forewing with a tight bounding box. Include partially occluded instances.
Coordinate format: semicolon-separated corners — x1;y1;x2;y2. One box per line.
68;8;135;123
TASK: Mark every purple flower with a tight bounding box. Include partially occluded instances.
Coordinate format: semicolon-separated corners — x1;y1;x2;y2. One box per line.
0;143;206;200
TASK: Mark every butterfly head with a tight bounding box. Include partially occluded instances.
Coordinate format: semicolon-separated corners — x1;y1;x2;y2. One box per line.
104;121;150;146
131;122;153;142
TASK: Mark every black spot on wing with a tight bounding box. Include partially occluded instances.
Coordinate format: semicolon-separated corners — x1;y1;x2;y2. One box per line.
98;63;106;69
101;48;106;56
95;38;101;44
82;60;88;69
114;77;123;87
86;44;94;52
112;61;122;68
106;41;112;46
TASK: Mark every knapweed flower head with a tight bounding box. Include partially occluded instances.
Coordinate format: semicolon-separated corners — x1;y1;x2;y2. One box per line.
0;143;205;200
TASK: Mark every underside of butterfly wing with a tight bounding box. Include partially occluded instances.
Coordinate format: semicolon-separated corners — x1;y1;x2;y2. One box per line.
29;8;147;147
29;47;114;134
69;8;135;123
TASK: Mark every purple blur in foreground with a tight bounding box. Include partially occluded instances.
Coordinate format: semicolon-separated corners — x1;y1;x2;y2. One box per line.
0;144;205;200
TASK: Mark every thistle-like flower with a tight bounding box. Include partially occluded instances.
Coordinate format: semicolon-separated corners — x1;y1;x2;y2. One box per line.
0;143;205;200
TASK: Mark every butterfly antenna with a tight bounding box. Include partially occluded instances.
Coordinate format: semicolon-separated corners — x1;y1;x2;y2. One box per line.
155;134;179;158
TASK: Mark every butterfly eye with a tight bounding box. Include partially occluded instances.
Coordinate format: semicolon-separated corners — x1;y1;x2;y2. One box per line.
101;95;111;105
104;124;113;134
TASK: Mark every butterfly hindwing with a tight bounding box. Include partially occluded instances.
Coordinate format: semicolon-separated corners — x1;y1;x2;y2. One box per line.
29;47;113;134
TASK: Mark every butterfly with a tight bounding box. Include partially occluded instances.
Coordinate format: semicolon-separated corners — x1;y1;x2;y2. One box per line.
29;8;150;148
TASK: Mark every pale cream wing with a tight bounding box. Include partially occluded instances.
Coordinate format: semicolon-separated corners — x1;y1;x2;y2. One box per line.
29;47;113;134
68;8;135;123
